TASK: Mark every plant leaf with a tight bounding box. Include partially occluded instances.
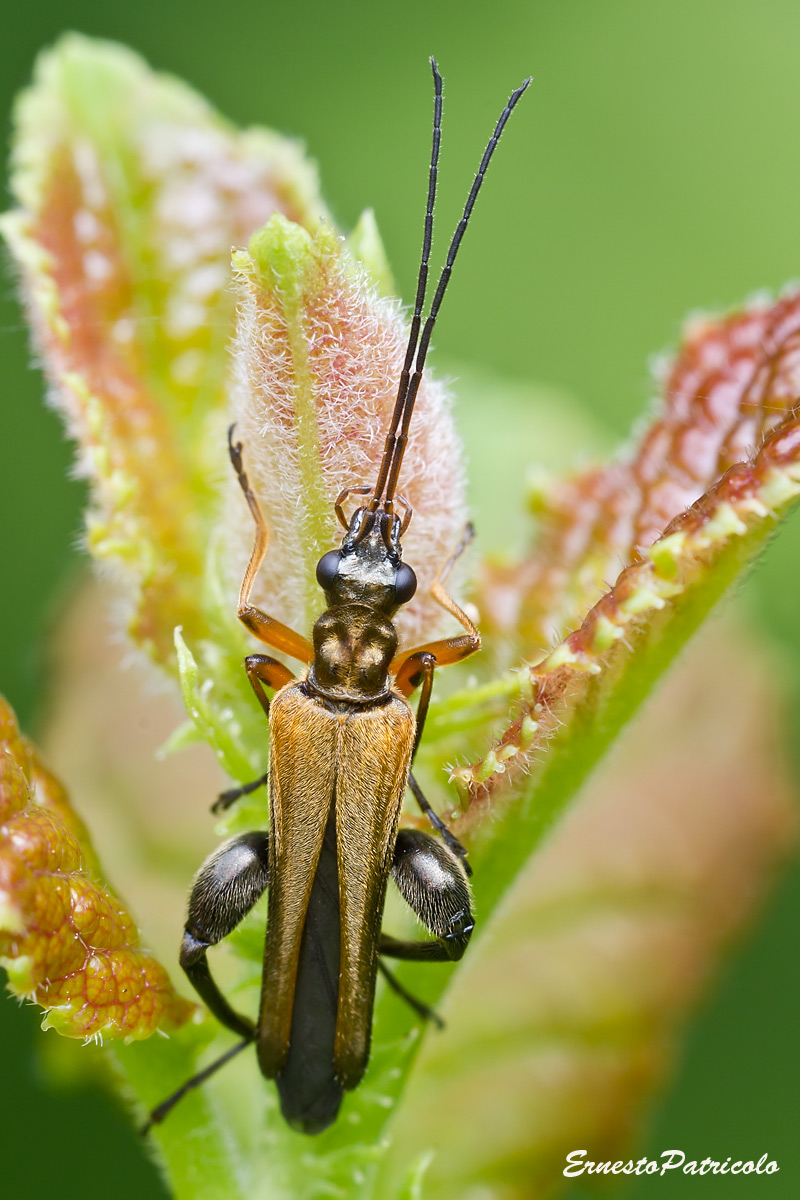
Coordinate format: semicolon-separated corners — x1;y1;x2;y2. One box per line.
378;620;796;1198
451;292;800;872
0;693;195;1039
1;34;326;664
225;213;467;645
483;291;800;653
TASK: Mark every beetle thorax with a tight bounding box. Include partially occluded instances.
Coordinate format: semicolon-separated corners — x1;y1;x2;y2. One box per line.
308;606;398;702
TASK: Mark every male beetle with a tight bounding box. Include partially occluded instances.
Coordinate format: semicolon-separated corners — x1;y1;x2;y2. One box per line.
146;60;528;1135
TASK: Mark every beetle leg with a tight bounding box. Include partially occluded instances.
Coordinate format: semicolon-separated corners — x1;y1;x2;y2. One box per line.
407;772;471;875
229;426;314;664
390;522;480;681
382;829;474;963
211;654;295;814
212;769;269;815
392;645;471;870
142;1037;252;1134
377;959;444;1028
212;653;294;812
334;483;372;531
394;652;436;754
180;831;270;1038
244;653;295;720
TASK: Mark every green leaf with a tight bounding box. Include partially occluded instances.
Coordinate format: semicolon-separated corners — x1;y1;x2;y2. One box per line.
376;616;797;1198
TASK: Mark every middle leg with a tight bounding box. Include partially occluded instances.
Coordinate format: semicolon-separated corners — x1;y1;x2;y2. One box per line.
394;652;472;872
407;772;471;875
244;653;295;720
212;655;294;814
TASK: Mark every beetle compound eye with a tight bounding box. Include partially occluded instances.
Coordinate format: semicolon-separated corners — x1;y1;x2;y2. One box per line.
316;550;341;590
394;563;417;604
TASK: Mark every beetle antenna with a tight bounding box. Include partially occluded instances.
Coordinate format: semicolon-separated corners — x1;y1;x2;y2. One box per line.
380;73;531;511
371;57;443;508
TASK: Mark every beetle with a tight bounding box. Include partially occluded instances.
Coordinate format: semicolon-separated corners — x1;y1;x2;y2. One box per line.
145;59;529;1135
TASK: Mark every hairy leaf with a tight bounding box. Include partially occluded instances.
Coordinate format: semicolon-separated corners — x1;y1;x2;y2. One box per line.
1;34;326;663
450;295;800;876
482;291;800;653
226;214;466;644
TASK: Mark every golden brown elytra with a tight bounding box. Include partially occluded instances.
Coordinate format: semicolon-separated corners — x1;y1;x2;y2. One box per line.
144;59;529;1135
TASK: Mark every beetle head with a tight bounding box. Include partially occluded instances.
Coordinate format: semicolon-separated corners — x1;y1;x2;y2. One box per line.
316;507;417;614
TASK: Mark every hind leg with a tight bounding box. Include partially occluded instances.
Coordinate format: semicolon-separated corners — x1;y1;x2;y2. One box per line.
180;831;270;1037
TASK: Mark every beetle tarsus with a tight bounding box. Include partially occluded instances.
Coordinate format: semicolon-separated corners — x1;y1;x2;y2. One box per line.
378;959;445;1028
212;771;270;814
227;423;244;474
141;1035;254;1136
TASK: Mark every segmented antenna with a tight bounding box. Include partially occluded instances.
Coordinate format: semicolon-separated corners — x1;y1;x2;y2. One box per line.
371;57;442;507
373;67;531;513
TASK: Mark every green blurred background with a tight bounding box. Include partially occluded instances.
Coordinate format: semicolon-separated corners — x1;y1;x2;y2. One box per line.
1;1;799;1195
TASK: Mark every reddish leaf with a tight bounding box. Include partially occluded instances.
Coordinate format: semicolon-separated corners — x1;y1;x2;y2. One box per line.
0;695;195;1040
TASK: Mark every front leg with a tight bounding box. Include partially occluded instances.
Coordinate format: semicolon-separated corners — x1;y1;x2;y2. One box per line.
180;831;270;1038
390;522;480;685
382;829;474;963
229;426;313;664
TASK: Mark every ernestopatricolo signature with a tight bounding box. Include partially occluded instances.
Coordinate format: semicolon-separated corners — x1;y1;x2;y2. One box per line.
563;1149;779;1179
